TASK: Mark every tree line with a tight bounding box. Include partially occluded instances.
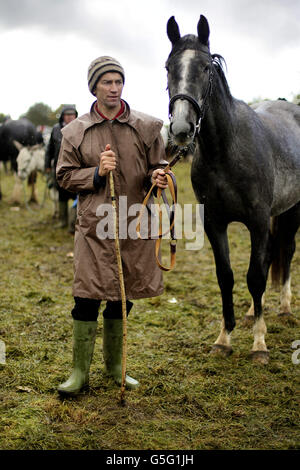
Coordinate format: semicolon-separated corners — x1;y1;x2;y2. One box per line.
248;93;300;106
0;93;299;127
0;103;68;126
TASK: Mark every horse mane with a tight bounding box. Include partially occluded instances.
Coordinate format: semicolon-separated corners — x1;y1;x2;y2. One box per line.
211;54;233;103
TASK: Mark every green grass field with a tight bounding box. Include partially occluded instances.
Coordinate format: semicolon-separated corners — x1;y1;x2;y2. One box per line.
0;163;299;450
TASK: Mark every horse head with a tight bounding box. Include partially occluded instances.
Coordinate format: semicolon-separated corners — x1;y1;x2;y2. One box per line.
166;15;213;146
14;141;45;180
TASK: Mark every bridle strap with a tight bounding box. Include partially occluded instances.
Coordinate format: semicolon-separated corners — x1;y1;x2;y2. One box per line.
168;69;213;132
169;94;202;123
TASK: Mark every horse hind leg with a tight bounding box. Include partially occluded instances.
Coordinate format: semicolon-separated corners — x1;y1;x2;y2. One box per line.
278;275;299;326
272;203;300;323
279;276;292;316
247;223;272;364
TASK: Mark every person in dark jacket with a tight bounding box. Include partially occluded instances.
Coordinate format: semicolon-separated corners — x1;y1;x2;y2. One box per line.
45;105;78;229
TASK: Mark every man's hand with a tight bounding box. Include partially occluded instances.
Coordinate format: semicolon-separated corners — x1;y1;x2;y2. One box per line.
99;144;117;176
151;168;168;189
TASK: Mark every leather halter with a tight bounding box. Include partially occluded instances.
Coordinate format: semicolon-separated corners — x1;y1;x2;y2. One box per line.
169;93;202;123
168;69;213;133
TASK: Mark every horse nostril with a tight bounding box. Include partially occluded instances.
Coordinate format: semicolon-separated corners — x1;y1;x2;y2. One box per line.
170;119;191;137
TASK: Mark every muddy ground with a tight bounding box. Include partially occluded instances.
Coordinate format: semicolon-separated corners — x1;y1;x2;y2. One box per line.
0;164;299;450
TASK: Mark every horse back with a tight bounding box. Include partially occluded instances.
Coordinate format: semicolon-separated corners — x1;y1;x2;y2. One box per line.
252;101;300;215
252;100;300;163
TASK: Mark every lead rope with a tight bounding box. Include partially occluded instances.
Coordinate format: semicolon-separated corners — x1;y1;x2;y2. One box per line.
136;146;188;271
109;170;127;405
109;146;187;405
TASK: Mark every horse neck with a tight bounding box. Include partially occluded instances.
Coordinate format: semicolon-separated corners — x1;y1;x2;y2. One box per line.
199;75;235;157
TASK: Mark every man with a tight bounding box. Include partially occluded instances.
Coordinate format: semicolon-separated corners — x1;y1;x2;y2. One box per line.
45;105;78;230
56;56;168;395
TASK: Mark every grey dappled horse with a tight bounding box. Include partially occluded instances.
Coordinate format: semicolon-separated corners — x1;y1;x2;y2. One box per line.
166;15;300;363
0;118;43;203
13;141;58;212
14;141;46;204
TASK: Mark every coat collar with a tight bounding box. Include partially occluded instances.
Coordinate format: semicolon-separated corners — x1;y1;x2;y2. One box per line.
62;100;163;149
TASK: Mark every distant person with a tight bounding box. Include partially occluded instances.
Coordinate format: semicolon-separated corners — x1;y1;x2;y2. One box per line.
45;105;78;230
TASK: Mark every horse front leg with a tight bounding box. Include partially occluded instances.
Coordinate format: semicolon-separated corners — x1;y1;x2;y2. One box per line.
247;222;272;364
28;171;38;204
206;224;235;357
244;293;265;325
11;172;23;205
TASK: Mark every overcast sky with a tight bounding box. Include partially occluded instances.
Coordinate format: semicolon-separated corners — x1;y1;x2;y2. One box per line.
0;0;299;123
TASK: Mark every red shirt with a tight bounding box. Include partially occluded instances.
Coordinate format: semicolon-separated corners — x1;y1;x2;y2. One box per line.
95;100;125;120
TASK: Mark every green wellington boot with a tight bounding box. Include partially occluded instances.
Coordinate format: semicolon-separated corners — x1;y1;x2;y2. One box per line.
103;318;139;389
58;320;97;396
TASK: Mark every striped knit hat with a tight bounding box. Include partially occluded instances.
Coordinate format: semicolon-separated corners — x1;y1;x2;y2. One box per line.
87;56;125;95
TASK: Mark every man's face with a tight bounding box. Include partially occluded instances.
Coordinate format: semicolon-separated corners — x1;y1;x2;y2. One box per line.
94;72;124;110
63;112;76;125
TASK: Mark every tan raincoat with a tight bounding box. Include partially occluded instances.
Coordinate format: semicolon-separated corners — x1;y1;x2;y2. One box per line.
56;101;167;301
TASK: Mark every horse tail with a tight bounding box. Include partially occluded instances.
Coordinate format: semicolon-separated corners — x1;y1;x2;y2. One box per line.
270;216;284;288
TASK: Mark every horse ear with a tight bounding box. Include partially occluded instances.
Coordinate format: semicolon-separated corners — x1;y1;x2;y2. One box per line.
167;16;181;45
197;15;210;46
13;140;23;151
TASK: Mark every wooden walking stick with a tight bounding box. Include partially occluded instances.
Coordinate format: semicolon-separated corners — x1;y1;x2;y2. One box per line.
109;169;127;405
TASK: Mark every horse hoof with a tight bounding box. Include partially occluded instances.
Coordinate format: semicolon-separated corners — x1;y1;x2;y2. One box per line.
250;350;269;365
210;344;233;357
278;313;298;326
243;315;255;326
